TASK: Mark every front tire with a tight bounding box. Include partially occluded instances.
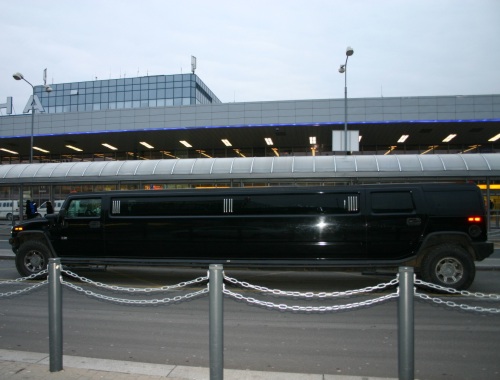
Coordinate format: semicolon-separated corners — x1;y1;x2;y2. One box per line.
421;244;475;290
15;241;51;277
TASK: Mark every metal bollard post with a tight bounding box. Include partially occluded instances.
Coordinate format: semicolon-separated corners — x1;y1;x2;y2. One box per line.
209;264;224;380
398;266;414;380
48;258;63;372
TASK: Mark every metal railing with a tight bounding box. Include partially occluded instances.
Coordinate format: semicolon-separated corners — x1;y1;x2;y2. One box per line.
2;259;500;380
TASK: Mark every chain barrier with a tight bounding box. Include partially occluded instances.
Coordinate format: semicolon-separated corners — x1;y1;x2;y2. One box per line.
224;273;399;298
59;268;209;305
0;270;49;298
223;286;399;312
2;269;500;314
62;268;209;293
222;272;400;313
61;279;209;305
414;278;500;314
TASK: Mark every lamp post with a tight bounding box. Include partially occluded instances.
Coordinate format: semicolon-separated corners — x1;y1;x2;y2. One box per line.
13;72;52;163
338;46;354;153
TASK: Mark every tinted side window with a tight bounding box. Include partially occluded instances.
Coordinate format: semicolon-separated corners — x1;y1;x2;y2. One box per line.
371;191;415;214
424;190;482;216
235;193;359;215
67;198;102;217
112;197;222;216
111;193;360;217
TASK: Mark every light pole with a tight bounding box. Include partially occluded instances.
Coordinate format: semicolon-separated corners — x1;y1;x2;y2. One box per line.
13;72;52;163
338;46;354;153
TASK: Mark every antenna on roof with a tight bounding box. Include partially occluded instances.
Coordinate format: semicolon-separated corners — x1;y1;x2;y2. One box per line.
191;56;197;74
43;68;47;86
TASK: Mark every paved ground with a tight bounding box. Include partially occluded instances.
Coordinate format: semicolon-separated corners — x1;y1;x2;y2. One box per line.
2;240;499;380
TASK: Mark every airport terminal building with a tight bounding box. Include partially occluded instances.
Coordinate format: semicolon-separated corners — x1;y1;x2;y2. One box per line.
1;73;499;163
1;72;500;211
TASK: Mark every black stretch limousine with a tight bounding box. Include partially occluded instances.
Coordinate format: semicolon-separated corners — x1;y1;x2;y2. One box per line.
10;183;493;289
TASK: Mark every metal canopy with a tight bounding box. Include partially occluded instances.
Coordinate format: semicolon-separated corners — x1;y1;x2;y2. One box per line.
1;154;500;184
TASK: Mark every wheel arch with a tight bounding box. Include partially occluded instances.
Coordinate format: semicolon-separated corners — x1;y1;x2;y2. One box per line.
16;231;58;258
415;232;476;269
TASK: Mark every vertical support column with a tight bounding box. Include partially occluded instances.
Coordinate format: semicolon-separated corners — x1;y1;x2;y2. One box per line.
486;177;491;231
19;184;24;223
398;266;414;380
48;258;63;372
209;264;224;380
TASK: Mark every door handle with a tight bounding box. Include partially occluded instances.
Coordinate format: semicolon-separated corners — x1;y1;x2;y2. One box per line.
406;217;421;226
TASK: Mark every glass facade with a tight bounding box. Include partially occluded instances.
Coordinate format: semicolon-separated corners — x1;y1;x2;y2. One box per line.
35;73;221;114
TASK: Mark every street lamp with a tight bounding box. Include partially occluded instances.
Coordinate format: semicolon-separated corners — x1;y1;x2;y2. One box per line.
338;46;354;153
13;72;52;163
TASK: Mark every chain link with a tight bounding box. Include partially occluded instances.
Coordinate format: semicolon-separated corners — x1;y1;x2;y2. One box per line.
62;268;208;293
415;292;500;314
223;285;399;312
0;270;49;298
61;279;209;305
414;278;500;300
224;273;398;298
0;269;49;285
0;280;49;298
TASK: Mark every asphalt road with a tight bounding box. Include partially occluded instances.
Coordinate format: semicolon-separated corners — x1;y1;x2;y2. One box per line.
1;259;499;380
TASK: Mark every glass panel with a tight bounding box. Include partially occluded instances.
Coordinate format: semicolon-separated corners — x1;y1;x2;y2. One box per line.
67;198;102;218
371;192;415;214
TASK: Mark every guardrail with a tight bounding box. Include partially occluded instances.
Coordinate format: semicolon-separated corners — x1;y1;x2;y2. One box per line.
1;259;500;380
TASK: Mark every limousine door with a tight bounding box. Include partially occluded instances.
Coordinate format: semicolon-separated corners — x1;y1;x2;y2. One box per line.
231;192;367;261
365;189;425;261
53;197;105;257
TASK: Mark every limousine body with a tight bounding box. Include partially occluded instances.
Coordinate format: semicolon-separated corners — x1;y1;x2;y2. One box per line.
10;183;494;289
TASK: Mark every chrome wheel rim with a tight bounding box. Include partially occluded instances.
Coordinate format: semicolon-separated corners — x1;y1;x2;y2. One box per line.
24;251;46;273
435;257;463;285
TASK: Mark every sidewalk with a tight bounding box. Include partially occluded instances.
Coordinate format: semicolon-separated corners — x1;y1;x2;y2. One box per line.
0;349;395;380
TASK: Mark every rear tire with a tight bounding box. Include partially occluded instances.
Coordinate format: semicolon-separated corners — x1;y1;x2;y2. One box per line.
15;241;51;278
421;244;475;290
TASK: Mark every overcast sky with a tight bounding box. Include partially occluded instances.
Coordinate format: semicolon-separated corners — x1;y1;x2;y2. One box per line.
1;0;499;115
